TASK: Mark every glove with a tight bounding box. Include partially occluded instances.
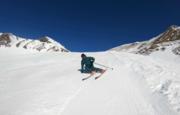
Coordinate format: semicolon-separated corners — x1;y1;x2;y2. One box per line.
81;69;84;73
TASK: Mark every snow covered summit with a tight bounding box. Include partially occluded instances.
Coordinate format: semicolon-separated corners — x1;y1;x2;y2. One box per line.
0;33;69;52
110;25;180;55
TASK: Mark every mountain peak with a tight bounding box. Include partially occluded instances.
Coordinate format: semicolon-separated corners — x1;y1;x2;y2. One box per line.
110;25;180;56
169;25;178;29
0;33;69;52
0;33;18;47
152;25;180;45
39;36;54;43
168;25;180;30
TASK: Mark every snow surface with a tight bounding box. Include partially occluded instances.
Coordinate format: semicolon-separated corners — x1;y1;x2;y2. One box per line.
0;48;179;115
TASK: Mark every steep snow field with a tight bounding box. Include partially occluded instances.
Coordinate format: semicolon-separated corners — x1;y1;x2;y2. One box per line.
0;48;179;115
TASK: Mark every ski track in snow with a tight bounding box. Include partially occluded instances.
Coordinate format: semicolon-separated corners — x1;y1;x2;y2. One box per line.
0;49;179;115
58;86;83;114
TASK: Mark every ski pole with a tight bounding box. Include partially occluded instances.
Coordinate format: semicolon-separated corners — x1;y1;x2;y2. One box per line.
94;62;113;70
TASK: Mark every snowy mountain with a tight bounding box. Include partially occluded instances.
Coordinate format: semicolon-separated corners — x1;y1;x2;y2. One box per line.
1;27;180;115
0;33;69;52
110;25;180;56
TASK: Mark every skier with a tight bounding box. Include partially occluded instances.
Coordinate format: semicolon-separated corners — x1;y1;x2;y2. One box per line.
80;53;106;80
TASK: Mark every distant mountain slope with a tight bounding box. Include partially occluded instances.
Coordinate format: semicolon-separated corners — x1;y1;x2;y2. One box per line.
0;33;69;52
110;25;180;56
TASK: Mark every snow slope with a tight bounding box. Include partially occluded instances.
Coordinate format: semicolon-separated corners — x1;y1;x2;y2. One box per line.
0;48;179;115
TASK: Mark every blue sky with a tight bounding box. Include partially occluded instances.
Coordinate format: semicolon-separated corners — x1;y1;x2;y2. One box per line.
0;0;180;51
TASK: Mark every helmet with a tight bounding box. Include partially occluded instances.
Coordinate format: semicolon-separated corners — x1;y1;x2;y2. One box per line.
81;53;86;58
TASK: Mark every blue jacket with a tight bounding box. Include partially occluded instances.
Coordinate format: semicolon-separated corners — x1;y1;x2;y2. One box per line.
81;56;95;72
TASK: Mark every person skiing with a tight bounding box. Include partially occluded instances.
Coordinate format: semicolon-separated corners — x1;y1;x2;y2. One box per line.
80;53;106;80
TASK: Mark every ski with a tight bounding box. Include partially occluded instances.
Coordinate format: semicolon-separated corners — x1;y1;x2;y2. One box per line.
82;70;107;81
95;70;107;80
94;75;101;80
82;73;95;81
82;76;92;81
95;74;104;80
